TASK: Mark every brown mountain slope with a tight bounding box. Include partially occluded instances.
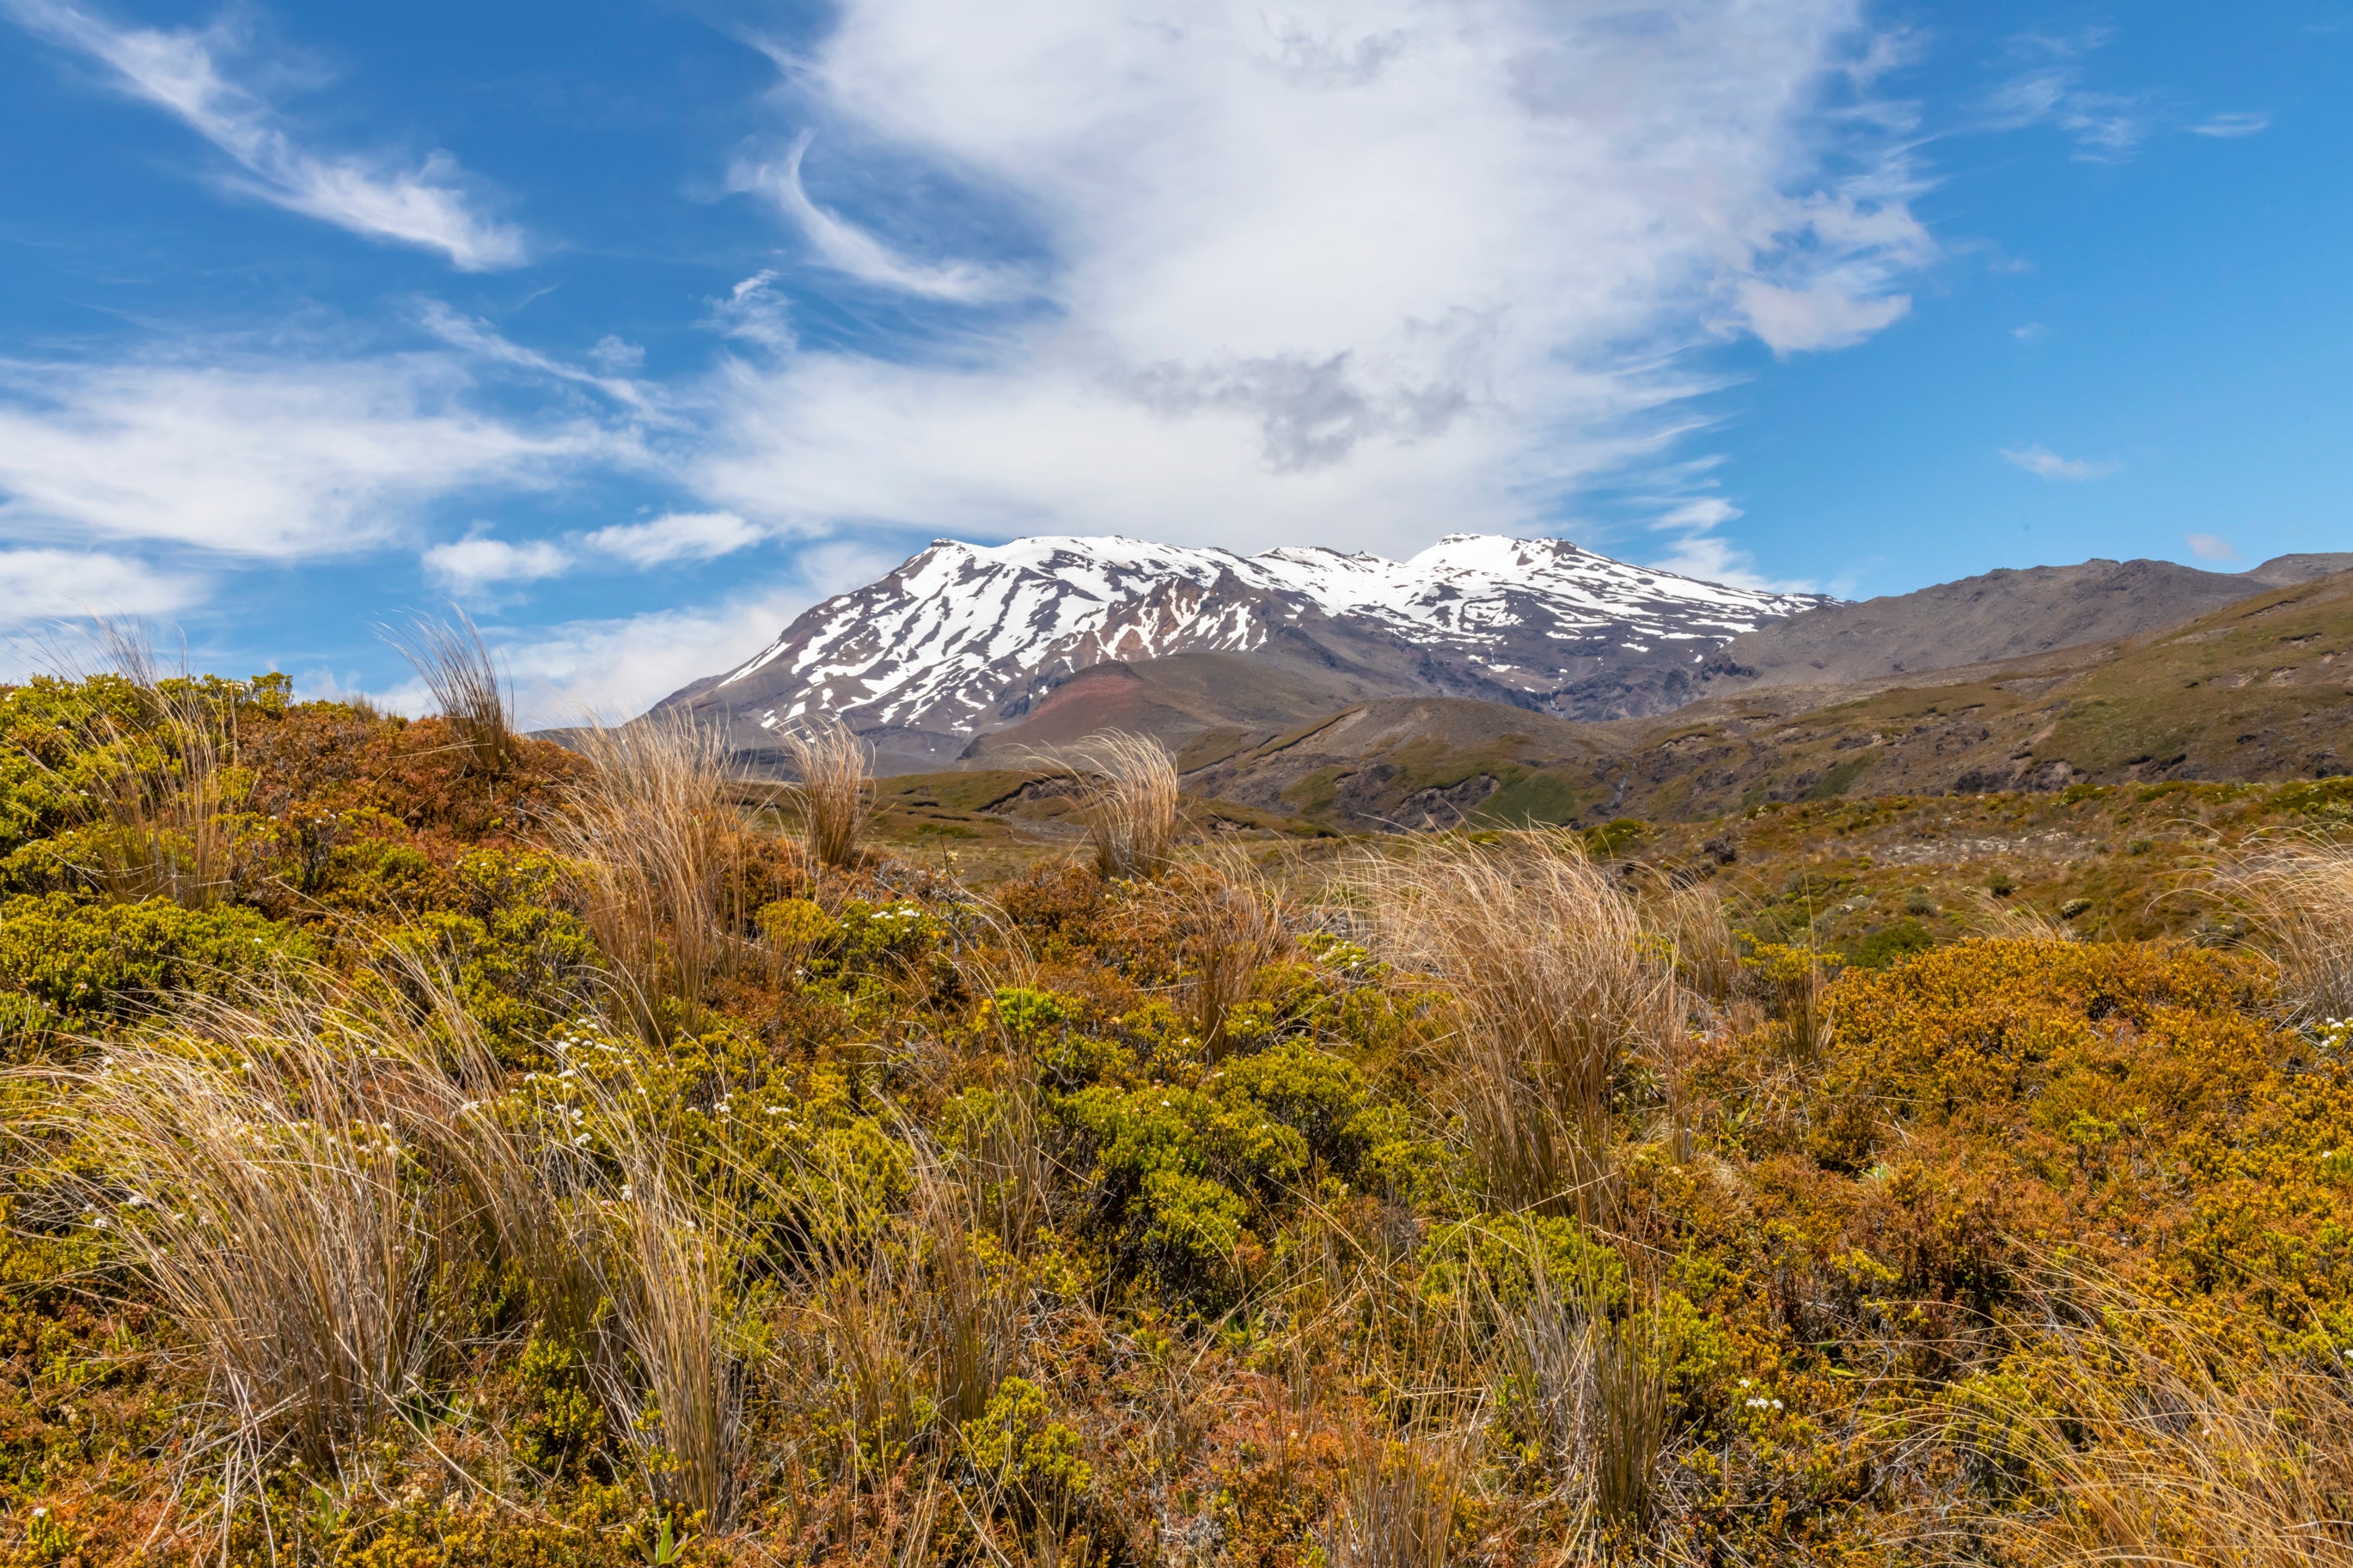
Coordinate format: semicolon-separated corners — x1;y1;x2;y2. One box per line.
1179;697;1617;829
1696;552;2350;695
956;644;1427;764
1593;565;2353;818
1173;568;2353;830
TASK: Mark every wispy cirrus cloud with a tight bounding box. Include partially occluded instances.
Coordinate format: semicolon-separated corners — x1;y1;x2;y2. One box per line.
2184;532;2238;563
2190;112;2270;138
735;134;1018;302
494;537;907;726
2001;443;2119;481
0;348;629;558
1983;28;2148;162
3;0;525;268
420;512;769;595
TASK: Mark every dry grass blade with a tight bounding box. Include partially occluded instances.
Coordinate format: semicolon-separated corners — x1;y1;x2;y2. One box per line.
585;1158;746;1528
1648;882;1739;1007
12;981;457;1468
384;608;518;772
46;622;248;908
1352;833;1677;1217
2226;836;2353;1022
1070;731;1179;881
1590;1314;1669;1536
780;716;872;869
915;1141;1028;1427
545;716;738;1040
1322;1429;1460;1568
448;1016;751;1529
1939;1274;2353;1568
1155;853;1290;1060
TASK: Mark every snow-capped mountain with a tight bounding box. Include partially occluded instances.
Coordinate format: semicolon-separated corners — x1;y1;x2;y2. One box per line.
657;534;1830;767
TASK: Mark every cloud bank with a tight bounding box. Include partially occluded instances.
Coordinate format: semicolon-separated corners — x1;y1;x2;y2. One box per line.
695;0;1929;563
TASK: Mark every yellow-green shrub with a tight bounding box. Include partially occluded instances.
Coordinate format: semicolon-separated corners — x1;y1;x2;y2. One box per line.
0;892;310;1030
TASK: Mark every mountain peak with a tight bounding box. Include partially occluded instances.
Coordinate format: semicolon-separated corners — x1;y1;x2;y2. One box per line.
663;531;1831;770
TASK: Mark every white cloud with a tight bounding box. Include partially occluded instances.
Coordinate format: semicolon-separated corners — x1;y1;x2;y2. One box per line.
2001;444;2119;482
0;350;627;558
1642;497;1823;594
0;547;200;627
583;511;762;568
736;134;1018;302
417;304;664;419
3;0;524;268
694;0;1930;559
498;539;903;726
2184;532;2238;563
2191;112;2270;138
1737;281;1911;356
423;534;572;592
1983;42;2146;163
2011;322;2048;343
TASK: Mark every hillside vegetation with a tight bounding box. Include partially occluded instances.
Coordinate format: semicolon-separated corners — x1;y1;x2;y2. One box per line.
1152;568;2353;832
1;656;2350;1566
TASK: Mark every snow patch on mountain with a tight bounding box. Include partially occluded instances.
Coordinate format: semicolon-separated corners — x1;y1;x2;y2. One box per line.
674;533;1827;742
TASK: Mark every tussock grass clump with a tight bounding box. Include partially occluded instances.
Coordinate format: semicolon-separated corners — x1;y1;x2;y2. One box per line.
1943;1278;2353;1568
1647;881;1739;1006
1147;854;1290;1060
15;984;459;1468
547;716;738;1039
386;609;518;773
1323;1430;1460;1568
376;968;755;1528
780;715;872;869
1352;833;1678;1216
1071;732;1179;881
1588;1315;1670;1535
51;625;250;909
2228;837;2353;1022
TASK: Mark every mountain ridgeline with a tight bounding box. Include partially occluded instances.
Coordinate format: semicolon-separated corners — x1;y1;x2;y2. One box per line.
656;534;1825;771
656;535;2353;827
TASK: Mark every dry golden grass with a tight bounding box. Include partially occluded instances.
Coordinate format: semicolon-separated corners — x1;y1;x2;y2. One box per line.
1322;1430;1461;1568
1152;853;1291;1060
1350;833;1678;1217
2228;836;2353;1022
1070;732;1179;881
781;716;872;870
401;973;755;1528
385;609;518;773
576;1123;748;1528
1647;881;1739;1007
55;625;248;908
13;980;461;1469
1939;1278;2353;1568
546;716;739;1040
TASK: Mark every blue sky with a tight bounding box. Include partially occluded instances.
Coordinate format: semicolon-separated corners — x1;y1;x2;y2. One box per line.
1;0;2344;720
